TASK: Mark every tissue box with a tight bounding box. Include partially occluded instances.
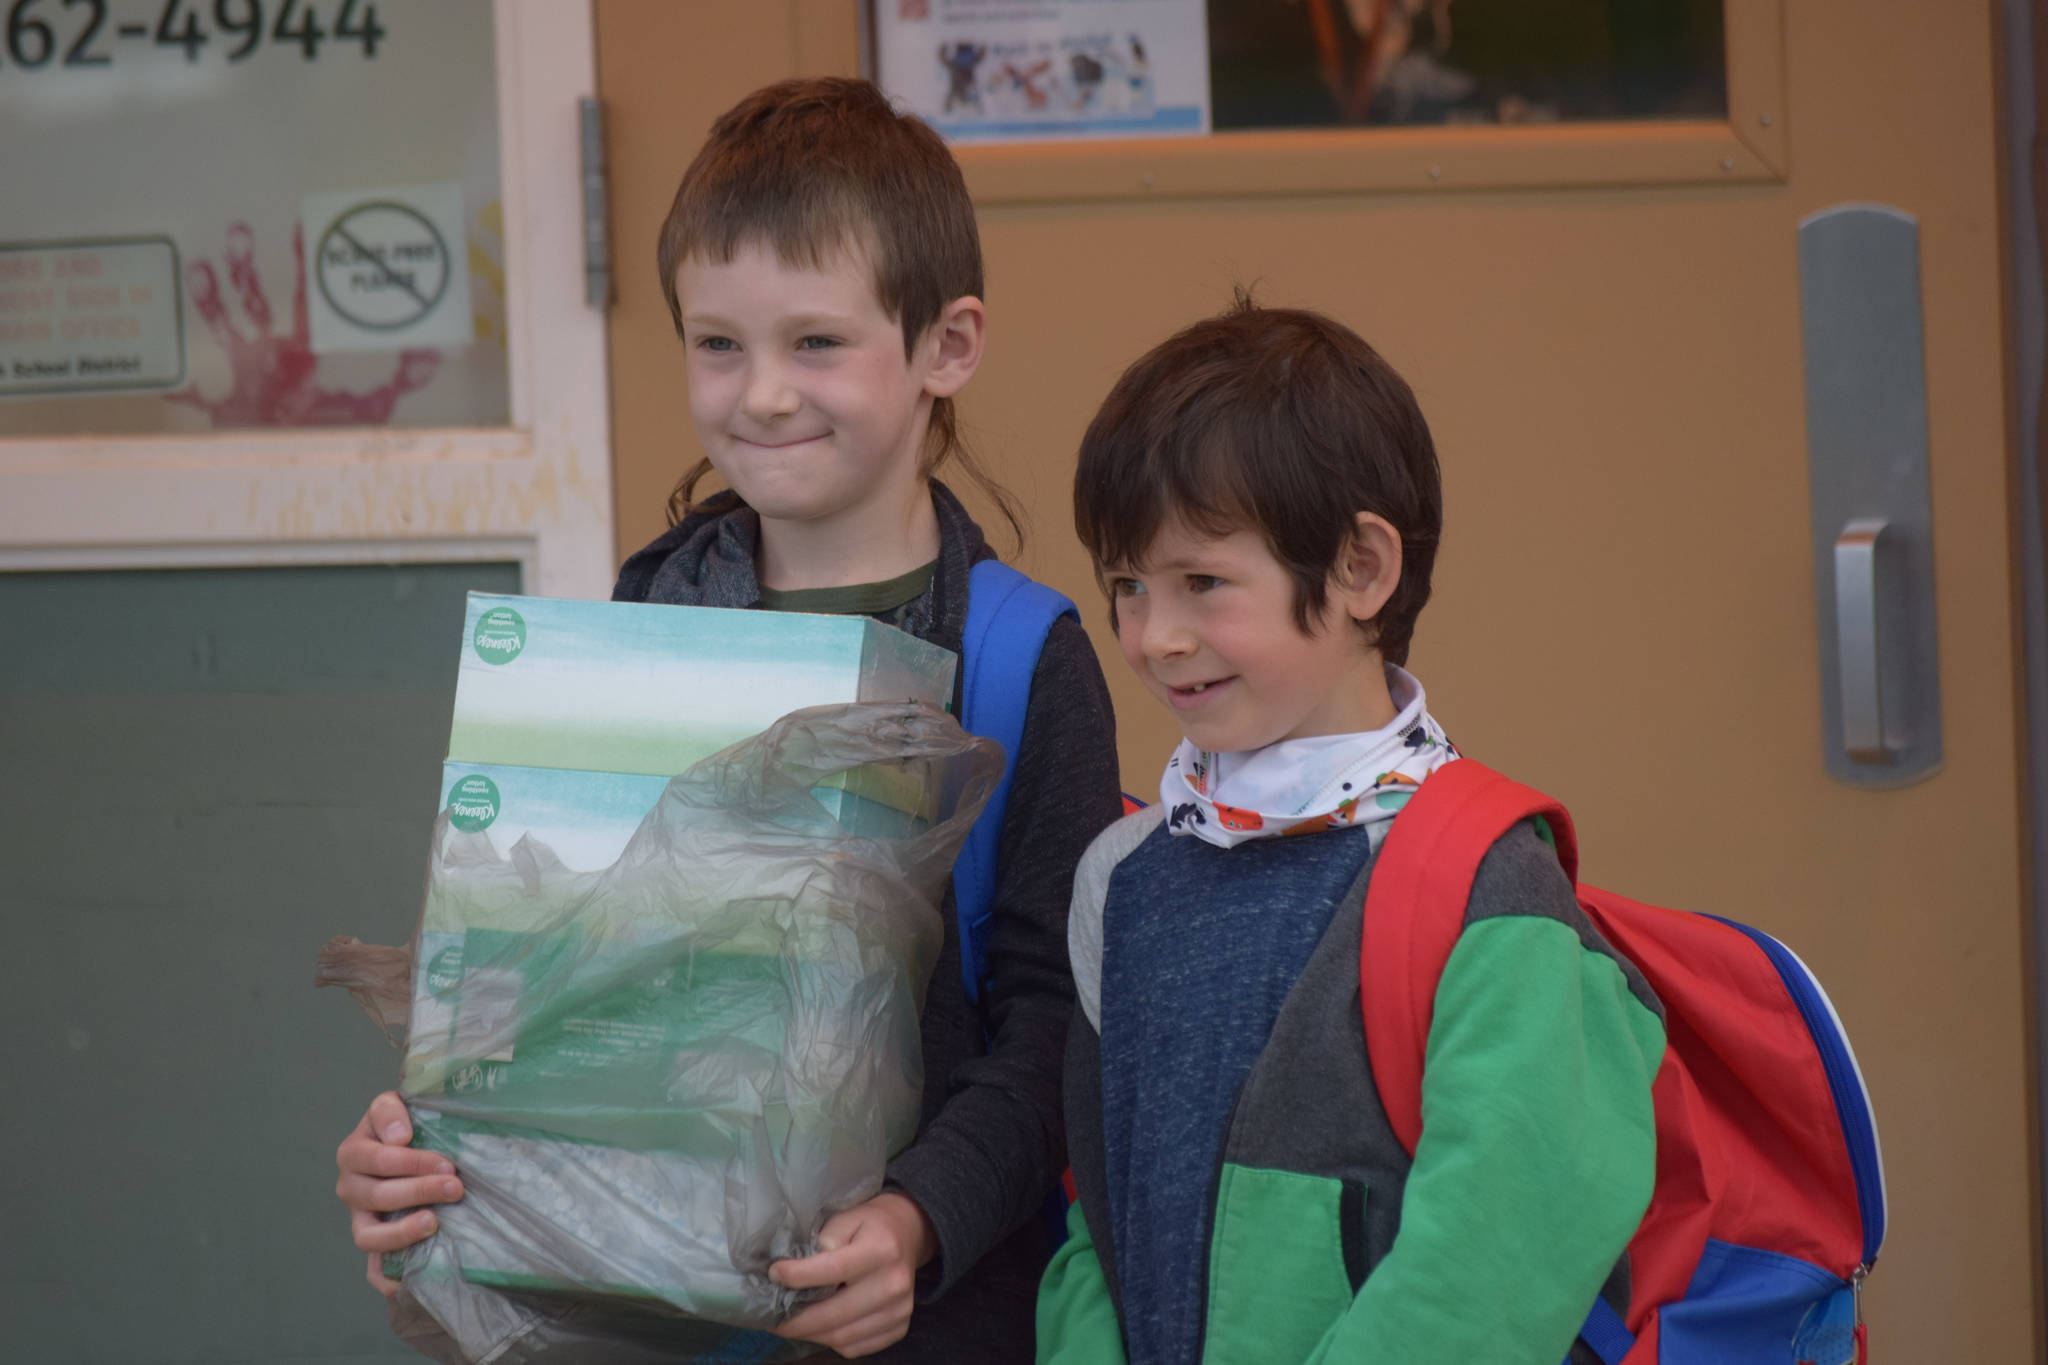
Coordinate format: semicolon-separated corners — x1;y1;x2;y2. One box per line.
389;594;961;1337
449;592;957;778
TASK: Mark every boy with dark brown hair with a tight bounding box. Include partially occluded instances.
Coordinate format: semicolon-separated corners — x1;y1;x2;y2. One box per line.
1039;299;1664;1364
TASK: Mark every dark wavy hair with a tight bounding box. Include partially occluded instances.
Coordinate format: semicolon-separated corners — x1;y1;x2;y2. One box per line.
1073;294;1443;665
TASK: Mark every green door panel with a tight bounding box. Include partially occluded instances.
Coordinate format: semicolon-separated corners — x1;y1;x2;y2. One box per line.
0;561;519;1365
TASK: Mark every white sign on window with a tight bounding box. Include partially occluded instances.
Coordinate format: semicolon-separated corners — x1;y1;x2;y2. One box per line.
874;0;1210;143
0;238;184;398
304;183;473;354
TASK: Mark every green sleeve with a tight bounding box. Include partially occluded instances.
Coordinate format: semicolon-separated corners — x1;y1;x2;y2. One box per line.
1036;1199;1129;1364
1304;914;1665;1365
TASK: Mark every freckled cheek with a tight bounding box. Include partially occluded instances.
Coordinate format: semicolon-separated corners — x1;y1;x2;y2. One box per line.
683;396;722;445
806;376;876;431
1115;611;1152;679
684;369;738;430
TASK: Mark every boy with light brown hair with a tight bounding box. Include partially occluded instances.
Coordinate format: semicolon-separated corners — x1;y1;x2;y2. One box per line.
336;77;1122;1362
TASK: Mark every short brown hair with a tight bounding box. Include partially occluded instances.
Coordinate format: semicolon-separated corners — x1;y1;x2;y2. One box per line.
1073;297;1443;666
656;77;1018;541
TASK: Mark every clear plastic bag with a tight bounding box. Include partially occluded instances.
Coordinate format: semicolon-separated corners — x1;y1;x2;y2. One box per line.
319;701;1001;1363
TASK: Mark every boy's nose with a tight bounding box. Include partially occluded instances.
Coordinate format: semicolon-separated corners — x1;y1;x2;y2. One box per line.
1138;605;1195;661
740;363;801;422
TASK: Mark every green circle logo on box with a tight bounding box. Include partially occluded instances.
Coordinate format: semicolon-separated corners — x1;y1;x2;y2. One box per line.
473;606;527;664
447;775;501;832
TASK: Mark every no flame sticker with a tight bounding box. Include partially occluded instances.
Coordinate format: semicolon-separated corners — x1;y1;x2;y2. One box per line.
303;182;472;354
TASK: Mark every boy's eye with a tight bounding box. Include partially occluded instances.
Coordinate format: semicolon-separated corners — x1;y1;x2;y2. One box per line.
1107;577;1144;599
797;335;841;351
1186;574;1223;593
696;335;737;353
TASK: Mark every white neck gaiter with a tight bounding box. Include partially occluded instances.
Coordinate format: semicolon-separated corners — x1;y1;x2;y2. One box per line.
1158;665;1459;849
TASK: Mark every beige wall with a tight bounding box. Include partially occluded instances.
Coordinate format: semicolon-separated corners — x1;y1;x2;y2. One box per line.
598;2;2041;1357
599;1;864;566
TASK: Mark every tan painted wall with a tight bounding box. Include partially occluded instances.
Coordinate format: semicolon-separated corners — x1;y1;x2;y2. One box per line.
597;2;2040;1357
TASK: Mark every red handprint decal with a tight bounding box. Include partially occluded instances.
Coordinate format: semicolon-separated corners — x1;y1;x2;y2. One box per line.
166;222;441;427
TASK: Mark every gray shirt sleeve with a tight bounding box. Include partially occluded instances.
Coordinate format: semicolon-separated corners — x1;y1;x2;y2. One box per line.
1069;806;1166;1032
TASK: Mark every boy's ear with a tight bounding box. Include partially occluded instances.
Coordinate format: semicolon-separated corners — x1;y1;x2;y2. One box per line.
1334;512;1403;630
921;295;986;399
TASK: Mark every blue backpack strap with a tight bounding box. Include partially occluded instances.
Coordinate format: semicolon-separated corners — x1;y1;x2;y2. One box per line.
1572;1296;1635;1365
954;559;1077;1007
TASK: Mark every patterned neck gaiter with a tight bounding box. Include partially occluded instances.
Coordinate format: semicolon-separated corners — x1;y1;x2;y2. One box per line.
1159;665;1459;850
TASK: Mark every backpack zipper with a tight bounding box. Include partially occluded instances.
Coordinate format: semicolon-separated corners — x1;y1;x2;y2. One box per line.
1708;916;1887;1269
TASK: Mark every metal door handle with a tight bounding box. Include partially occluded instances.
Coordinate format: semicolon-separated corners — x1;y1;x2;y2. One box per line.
1833;519;1891;763
1799;203;1940;786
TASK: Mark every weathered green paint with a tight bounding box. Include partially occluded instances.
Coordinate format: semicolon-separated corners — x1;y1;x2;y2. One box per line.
0;560;519;1364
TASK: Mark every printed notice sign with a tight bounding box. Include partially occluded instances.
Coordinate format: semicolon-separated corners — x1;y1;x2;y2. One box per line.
874;0;1210;143
304;183;472;354
0;237;184;398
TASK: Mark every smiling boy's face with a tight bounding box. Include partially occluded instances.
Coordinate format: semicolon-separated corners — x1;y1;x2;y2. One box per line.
1103;519;1399;752
677;239;941;541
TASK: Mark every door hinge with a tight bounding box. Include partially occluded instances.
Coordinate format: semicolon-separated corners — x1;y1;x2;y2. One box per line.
579;96;612;308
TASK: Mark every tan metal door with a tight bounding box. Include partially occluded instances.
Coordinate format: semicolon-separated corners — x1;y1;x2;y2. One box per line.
598;1;2036;1357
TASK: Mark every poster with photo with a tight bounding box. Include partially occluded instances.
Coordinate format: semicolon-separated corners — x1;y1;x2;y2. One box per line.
874;0;1210;142
1206;0;1727;130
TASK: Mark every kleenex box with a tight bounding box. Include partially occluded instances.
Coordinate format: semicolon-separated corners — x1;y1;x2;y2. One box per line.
448;593;957;777
388;594;959;1324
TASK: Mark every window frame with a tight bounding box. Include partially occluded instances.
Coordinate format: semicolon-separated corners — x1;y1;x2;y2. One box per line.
0;0;615;600
851;0;1787;203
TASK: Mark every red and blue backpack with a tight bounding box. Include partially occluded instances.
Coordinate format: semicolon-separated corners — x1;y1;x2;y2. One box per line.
1363;758;1885;1365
